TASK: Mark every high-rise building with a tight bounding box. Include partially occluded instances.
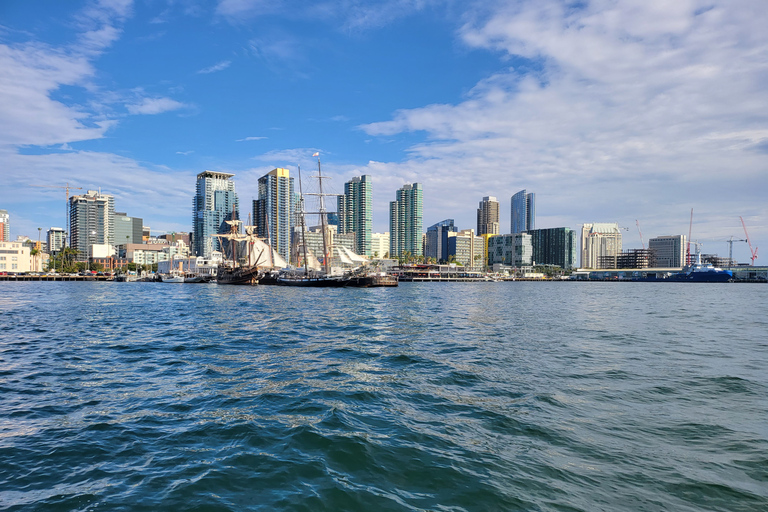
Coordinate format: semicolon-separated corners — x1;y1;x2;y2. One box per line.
193;171;239;258
252;168;294;264
424;219;456;262
337;175;372;256
511;190;535;233
114;212;144;247
389;183;423;258
69;190;115;260
648;235;686;268
529;227;578;269
580;223;622;269
477;196;500;236
0;209;9;242
47;227;66;253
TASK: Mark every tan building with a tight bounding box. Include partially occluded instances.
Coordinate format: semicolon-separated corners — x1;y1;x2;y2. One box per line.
0;241;31;273
580;223;623;269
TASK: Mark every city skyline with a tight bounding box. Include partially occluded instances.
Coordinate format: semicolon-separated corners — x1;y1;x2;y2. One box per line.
0;1;765;263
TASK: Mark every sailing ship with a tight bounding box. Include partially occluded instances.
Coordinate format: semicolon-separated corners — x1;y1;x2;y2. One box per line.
278;156;347;287
214;215;264;285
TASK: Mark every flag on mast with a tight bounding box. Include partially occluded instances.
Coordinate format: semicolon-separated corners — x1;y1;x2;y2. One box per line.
312;152;319;157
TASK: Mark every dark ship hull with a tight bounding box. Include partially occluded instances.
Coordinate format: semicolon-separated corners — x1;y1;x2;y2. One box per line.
344;274;399;287
216;266;263;285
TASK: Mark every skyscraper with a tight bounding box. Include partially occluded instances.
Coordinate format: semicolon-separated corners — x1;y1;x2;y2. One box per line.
69;190;115;260
648;235;686;268
511;190;535;233
389;183;423;258
477;196;500;236
337;175;372;256
114;212;143;246
529;227;578;269
580;222;622;269
252;168;294;263
0;209;9;242
193;171;239;258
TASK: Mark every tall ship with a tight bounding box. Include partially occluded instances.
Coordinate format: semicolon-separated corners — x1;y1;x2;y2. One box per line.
213;218;264;285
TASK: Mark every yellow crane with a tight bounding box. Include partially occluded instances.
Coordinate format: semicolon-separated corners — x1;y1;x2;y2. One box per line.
30;183;83;248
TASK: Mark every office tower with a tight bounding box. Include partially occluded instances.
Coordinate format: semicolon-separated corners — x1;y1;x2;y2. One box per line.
529;227;578;269
47;227;66;253
0;209;9;241
477;196;500;236
580;223;622;269
389;183;423;258
511;190;535;233
337;175;372;256
253;168;294;263
648;235;687;268
193;171;239;258
424;219;456;262
69;190;115;260
114;212;144;246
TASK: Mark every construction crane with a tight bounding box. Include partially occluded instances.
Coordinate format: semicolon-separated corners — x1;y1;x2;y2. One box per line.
636;220;645;250
686;208;694;265
740;216;758;266
726;236;746;270
30;183;82;248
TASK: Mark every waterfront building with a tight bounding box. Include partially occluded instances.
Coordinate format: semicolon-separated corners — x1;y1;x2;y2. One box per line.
0;210;9;242
477;196;500;236
47;227;66;253
0;240;30;272
193;171;239;259
371;232;390;259
253;168;295;263
292;225;360;270
580;223;622;269
529;227;578;269
648;235;686;268
69;190;115;261
425;219;456;263
337;175;372;257
488;233;533;267
114;212;143;247
448;229;485;269
389;183;423;258
511;190;535;233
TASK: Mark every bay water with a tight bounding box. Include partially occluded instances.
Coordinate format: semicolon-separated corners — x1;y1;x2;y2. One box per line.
1;282;766;511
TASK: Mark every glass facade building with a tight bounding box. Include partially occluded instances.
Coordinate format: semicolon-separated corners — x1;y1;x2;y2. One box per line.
253;168;295;264
511;189;535;234
529;227;577;269
193;171;239;258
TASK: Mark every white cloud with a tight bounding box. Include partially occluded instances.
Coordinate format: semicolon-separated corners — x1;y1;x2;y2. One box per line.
359;0;768;253
236;136;267;141
126;97;187;115
197;60;232;74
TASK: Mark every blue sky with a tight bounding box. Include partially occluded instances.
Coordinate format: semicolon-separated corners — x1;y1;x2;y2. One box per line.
1;0;766;263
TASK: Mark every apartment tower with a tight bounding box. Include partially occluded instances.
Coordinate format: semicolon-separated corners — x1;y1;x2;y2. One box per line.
337;175;372;257
389;183;423;258
69;190;115;260
193;171;239;258
477;196;500;236
253;168;295;263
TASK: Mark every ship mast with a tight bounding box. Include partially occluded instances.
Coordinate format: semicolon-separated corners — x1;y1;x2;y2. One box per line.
297;165;310;276
317;156;331;276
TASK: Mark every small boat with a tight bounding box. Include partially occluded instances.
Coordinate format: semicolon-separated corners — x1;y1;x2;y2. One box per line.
344;271;398;287
184;272;213;283
159;274;185;283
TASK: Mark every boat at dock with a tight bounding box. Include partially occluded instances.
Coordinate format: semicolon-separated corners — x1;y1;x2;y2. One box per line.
667;252;732;282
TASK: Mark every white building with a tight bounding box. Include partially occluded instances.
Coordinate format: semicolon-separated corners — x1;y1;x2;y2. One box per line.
371;232;390;258
0;240;30;272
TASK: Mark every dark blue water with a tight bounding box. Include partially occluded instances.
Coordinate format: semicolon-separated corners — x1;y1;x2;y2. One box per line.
1;282;766;511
